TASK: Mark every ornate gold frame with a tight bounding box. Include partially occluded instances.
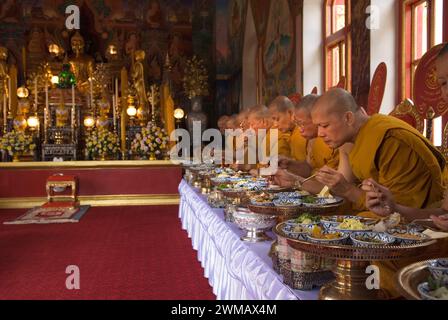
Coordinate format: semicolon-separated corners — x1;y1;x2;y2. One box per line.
0;160;179;169
0;194;180;209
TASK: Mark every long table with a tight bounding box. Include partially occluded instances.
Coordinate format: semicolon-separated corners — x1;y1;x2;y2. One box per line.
178;180;320;300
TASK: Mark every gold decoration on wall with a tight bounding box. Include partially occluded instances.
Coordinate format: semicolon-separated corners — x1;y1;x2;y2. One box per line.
182;55;209;99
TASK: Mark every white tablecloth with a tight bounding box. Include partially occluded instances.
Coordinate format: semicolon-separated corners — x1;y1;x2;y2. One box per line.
178;180;319;300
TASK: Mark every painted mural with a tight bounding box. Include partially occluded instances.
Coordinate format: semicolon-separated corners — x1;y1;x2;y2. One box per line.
262;0;296;103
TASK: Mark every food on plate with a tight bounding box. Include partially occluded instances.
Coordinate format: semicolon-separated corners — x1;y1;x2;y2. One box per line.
302;196;317;204
294;213;321;225
390;232;424;240
336;218;370;231
318;186;333;198
311;226;342;240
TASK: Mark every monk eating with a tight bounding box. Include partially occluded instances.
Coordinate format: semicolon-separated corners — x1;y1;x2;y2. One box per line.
362;43;448;227
311;88;445;211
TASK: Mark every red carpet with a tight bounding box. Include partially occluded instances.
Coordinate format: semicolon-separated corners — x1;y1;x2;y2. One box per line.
0;206;215;300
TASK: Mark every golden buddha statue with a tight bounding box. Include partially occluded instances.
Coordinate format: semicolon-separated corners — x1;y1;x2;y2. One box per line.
131;50;148;111
13;99;30;132
96;96;111;130
68;31;95;94
55;103;69;127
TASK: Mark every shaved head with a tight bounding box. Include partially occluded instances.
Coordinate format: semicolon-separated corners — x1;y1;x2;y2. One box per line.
268;96;295;113
314;88;360;115
311;88;367;148
295;94;320;113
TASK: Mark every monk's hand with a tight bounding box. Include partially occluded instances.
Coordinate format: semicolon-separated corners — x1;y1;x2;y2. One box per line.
273;169;299;188
278;155;291;170
430;214;448;232
315;166;353;197
361;179;395;217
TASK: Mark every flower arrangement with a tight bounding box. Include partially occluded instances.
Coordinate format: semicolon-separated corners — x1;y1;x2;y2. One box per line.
130;122;169;159
182;55;209;99
85;128;119;159
0;130;36;157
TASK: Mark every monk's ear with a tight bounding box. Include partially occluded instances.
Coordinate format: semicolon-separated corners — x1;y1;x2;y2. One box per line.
344;112;355;125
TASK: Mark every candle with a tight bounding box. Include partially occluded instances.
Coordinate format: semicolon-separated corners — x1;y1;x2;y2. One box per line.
3;94;6;130
45;83;48;109
90;77;93;107
8;77;11;112
34;78;38;107
151;86;155;118
112;95;116;132
72;85;75;107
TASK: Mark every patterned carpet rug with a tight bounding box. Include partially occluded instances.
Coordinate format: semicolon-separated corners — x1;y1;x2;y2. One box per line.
3;205;90;225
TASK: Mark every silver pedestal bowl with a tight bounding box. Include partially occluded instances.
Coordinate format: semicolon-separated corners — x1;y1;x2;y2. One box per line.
232;208;277;243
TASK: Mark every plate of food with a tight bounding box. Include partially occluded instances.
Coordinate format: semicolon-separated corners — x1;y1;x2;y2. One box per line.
417;282;448;300
300;195;344;207
427;258;448;286
250;192;275;207
273;198;302;207
387;228;430;245
306;226;349;245
282;223;313;240
320;215;374;230
332;218;373;233
350;231;396;247
286;213;321;227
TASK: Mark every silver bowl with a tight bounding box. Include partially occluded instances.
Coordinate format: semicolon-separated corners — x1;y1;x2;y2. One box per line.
232;208;277;243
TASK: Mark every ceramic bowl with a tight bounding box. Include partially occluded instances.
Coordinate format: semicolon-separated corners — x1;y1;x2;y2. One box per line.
350;231;396;247
427;258;448;286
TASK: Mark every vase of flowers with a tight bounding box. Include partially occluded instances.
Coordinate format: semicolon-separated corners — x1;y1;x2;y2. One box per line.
85;128;119;160
182;56;209;136
130;121;169;160
0;130;36;162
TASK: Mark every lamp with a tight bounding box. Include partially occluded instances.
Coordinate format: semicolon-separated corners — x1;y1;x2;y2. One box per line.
174;108;185;120
126;105;137;117
17;86;29;99
107;45;118;56
83;115;95;128
174;108;184;128
51;75;60;85
27;114;39;129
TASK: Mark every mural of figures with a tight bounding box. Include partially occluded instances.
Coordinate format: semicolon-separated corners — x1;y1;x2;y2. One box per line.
263;0;293;76
262;0;295;102
228;0;247;73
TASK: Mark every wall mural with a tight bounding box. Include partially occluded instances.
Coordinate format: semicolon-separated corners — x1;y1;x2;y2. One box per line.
262;0;296;103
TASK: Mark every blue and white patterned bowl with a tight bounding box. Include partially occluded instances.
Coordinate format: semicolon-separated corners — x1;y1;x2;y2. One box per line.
386;228;430;245
282;223;313;240
350;232;396;247
306;231;349;246
427;258;448;286
273;198;302;207
416;282;448;300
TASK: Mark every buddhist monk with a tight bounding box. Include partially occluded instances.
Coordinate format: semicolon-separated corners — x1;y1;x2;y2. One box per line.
267;96;295;158
310;87;445;299
362;43;448;228
273;95;354;195
310;88;445;212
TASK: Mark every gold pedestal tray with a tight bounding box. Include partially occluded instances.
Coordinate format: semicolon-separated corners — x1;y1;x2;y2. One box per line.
395;260;432;300
274;223;437;300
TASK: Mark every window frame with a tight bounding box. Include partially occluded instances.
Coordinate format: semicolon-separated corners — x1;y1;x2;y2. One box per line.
323;0;351;91
399;0;442;101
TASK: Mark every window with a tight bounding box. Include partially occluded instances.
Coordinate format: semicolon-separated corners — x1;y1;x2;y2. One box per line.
324;0;351;90
400;0;444;100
